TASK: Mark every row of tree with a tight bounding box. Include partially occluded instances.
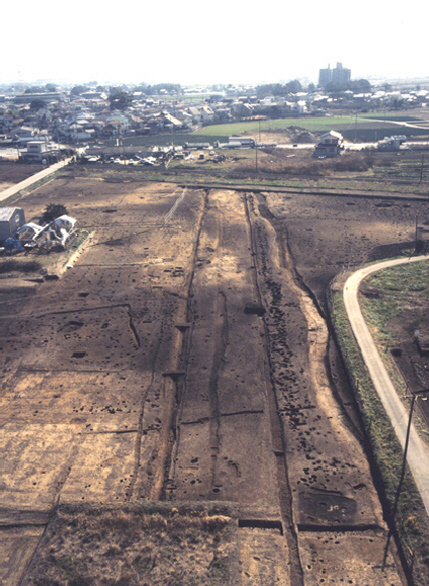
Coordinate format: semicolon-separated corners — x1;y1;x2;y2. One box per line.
24;83;57;94
69;83;183;97
324;79;372;93
133;83;183;95
256;79;372;97
256;80;303;97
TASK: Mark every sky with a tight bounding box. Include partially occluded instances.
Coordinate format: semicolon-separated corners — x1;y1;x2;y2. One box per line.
1;0;428;86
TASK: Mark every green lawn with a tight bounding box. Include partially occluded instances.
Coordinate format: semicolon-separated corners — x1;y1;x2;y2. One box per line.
99;113;429;149
194;116;372;136
194;116;428;143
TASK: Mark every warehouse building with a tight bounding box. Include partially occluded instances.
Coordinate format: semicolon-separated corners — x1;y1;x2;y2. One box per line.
0;207;26;243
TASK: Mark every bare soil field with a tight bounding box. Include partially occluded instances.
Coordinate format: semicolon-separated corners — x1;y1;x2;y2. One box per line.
1;170;429;585
0;162;44;191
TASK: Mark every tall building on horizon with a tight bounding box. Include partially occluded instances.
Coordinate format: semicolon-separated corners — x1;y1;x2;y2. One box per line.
332;62;351;86
318;64;332;88
318;62;351;88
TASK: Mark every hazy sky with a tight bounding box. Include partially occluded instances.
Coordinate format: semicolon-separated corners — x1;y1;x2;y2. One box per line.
2;0;428;86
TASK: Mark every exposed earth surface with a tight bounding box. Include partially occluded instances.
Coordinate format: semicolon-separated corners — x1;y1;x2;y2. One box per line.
1;165;429;586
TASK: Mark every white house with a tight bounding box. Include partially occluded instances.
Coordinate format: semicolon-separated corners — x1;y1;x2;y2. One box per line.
313;131;344;157
11;126;38;144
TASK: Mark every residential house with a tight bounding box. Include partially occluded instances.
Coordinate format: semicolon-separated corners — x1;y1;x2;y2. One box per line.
377;135;407;152
231;102;254;118
200;105;214;124
11;126;38;144
313;131;344;157
188;107;202;125
20;140;61;163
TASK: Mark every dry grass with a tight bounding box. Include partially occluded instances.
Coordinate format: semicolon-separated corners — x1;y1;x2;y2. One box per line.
231;149;375;176
0;259;42;274
22;502;239;586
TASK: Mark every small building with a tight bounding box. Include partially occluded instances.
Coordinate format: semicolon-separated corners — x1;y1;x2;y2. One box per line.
11;126;38;144
0;207;26;243
13;92;65;104
20;141;61;164
313;130;344;157
377;135;407;152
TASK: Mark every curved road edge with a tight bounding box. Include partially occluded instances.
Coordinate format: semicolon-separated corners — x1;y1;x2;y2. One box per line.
343;255;429;516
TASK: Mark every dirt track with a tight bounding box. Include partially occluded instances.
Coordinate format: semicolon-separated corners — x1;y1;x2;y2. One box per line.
2;174;429;585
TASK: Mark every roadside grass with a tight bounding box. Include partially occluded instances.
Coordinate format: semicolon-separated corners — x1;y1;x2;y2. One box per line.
359;263;429;351
329;273;429;586
23;502;239;586
0;259;42;274
359;262;429;443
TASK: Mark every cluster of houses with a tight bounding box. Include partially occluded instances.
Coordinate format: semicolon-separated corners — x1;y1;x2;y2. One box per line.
0;91;314;150
0;83;427;163
1;84;427;141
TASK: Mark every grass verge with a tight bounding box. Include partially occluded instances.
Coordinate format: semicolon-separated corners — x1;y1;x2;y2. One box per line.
329;278;429;586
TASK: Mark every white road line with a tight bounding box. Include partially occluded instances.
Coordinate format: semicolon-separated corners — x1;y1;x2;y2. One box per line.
164;187;187;225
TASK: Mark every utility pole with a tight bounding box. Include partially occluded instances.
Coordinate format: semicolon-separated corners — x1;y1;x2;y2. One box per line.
255;143;258;173
419;154;424;184
354;111;358;144
415;215;418;252
381;388;429;571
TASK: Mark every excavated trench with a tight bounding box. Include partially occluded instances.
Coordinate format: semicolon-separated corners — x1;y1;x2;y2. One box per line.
243;192;304;585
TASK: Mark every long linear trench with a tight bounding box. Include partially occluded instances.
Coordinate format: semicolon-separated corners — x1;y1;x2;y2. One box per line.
243;192;304;585
160;188;310;586
149;187;314;582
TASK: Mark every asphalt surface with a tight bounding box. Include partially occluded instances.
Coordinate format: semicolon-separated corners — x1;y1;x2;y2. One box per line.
343;255;429;516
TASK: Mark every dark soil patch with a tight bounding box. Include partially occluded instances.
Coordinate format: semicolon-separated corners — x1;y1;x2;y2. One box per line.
0;161;44;184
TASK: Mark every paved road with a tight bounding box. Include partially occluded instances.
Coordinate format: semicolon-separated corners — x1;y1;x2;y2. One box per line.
343;255;429;516
0;158;72;204
359;117;429;132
